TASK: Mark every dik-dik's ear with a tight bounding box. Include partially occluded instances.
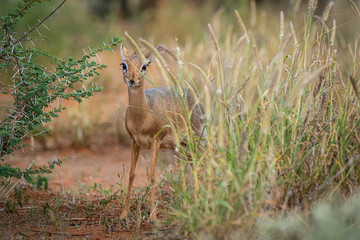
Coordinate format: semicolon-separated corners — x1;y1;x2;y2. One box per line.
120;44;130;62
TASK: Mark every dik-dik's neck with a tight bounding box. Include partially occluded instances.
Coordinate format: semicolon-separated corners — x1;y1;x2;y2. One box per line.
127;85;148;116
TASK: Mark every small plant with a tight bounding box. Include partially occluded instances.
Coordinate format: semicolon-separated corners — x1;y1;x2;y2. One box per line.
43;201;50;215
13;186;28;208
91;182;115;196
102;216;115;234
85;202;95;216
98;194;117;208
90;182;121;209
4;200;19;215
35;175;49;190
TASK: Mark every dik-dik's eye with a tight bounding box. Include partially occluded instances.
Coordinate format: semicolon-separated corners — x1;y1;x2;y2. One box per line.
141;65;147;73
120;63;127;73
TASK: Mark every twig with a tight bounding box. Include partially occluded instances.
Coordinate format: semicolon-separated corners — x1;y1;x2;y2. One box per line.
59;172;65;194
147;201;158;223
10;0;37;20
12;0;67;46
0;206;35;212
65;217;86;221
31;229;89;236
59;172;75;206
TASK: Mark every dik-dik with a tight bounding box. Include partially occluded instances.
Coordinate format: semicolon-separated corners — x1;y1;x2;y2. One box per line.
119;43;205;221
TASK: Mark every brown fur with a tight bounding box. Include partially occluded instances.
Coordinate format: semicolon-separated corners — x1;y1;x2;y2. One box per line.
119;46;205;221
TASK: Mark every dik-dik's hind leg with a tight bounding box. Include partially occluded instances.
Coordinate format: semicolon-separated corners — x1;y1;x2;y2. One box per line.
149;139;160;221
120;139;140;219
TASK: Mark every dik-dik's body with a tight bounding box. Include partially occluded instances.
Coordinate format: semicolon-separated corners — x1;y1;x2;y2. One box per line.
126;86;204;150
119;43;205;221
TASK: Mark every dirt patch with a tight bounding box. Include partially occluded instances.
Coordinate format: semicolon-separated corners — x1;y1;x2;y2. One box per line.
0;187;180;239
1;146;182;239
5;145;159;191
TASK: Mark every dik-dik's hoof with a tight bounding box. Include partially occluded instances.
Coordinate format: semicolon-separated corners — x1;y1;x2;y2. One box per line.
120;210;128;220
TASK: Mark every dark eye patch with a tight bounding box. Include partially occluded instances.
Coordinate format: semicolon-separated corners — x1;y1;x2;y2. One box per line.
120;63;127;71
141;65;147;72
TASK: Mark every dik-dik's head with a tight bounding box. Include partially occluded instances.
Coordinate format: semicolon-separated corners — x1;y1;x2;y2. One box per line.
120;44;154;88
120;43;169;88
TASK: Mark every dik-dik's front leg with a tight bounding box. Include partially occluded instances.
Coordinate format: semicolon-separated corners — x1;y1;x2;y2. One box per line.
149;139;160;221
120;139;140;219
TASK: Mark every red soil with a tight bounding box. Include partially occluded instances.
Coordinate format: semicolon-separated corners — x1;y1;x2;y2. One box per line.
0;145;181;239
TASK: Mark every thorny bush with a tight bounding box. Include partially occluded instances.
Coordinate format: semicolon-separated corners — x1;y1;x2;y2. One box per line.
0;0;121;180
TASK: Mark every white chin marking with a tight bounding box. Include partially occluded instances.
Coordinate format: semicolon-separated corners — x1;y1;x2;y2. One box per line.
128;85;140;93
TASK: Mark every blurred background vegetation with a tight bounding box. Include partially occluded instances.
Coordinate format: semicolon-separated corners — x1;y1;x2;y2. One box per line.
2;0;356;57
0;0;357;155
1;0;358;150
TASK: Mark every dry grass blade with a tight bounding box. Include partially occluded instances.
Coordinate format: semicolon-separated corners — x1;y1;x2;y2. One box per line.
125;32;146;63
289;21;298;46
139;38;167;67
188;62;209;83
350;0;360;16
167;68;182;93
207;24;220;52
250;0;256;26
252;45;263;71
234;10;250;43
157;44;179;62
349;76;360;100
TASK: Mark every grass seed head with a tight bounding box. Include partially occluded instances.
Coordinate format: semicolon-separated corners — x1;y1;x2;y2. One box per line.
308;0;318;13
322;1;334;22
279;11;285;40
208;24;220;52
235;10;250;43
330;19;336;46
289;21;298;46
125;32;146;64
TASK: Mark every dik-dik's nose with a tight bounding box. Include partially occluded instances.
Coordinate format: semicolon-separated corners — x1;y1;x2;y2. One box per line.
129;80;135;84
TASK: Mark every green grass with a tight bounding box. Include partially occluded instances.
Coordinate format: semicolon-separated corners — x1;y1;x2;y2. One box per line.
145;1;360;238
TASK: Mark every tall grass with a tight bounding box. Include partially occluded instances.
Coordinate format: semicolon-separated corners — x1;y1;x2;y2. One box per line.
151;1;360;238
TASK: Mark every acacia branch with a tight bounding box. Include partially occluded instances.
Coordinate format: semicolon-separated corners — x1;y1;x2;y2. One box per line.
13;0;67;45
